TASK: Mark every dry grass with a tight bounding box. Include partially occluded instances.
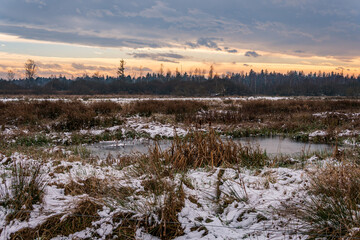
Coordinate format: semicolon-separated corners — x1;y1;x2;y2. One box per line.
1;99;359;140
141;183;185;240
62;176;134;200
0;160;46;222
132;129;267;177
11;198;102;240
0;100;122;131
123;99;208;119
162;129;267;170
288;159;360;239
108;212;137;239
193;99;360;134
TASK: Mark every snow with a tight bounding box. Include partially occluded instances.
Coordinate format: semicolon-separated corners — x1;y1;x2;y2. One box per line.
0;148;341;239
126;117;187;138
176;167;308;239
338;129;360;137
313;111;360;119
0;96;291;104
79;129;105;135
309;130;327;137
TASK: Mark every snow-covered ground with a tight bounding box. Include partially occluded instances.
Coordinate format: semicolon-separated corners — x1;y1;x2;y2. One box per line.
0;150;325;239
126;117;188;138
0;96;291;103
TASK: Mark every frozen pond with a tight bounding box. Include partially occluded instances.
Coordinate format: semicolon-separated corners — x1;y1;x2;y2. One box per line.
88;136;334;159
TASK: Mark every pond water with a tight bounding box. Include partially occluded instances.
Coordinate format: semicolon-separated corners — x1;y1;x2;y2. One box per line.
87;136;334;159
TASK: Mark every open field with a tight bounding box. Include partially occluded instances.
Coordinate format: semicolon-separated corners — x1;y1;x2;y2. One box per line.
0;96;360;239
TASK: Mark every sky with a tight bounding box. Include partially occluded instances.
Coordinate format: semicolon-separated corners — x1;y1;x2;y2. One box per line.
0;0;360;79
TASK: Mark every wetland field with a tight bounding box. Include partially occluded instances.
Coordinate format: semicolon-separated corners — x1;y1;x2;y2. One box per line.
1;96;360;239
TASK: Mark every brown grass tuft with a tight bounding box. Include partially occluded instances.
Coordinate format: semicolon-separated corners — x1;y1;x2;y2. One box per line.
63;176;134;199
161;129;267;170
1;160;46;222
142;184;185;239
11;199;102;240
287;160;360;238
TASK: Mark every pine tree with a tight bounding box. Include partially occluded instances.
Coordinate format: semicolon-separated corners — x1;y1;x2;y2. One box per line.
117;59;125;79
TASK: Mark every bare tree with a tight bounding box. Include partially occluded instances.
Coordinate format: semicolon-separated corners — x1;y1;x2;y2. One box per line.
175;67;180;78
7;70;15;81
208;65;214;80
139;66;143;78
24;59;37;79
92;71;102;79
117;59;125;79
166;69;171;80
159;64;164;77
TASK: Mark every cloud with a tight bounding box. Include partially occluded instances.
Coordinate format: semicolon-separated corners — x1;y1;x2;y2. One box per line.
71;63;114;71
131;66;152;72
0;24;164;49
197;38;221;49
335;67;351;72
25;0;46;6
223;47;237;53
138;1;177;19
185;38;223;51
185;42;198;48
299;61;312;65
129;52;186;63
226;49;238;53
245;51;261;57
86;9;115;18
38;62;62;69
0;0;359;58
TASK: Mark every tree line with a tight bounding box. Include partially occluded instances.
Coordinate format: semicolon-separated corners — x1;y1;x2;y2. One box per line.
0;59;359;96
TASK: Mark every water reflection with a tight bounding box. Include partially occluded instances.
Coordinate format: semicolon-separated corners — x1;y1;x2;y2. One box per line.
87;136;334;159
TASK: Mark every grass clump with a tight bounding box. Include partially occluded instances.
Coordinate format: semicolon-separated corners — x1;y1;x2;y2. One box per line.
63;176;134;200
141;184;185;239
15;134;51;147
292;160;360;239
11;199;102;240
107;184;185;240
0;160;46;222
161;129;268;170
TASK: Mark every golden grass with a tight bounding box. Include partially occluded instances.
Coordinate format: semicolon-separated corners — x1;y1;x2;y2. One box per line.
164;129;267;170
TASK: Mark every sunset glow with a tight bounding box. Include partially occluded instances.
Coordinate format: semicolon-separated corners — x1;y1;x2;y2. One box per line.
1;0;360;78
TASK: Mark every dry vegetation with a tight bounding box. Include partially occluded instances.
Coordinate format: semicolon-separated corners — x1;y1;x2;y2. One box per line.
1;98;359;141
164;129;268;170
1;97;360;239
10;199;102;240
0;160;46;222
283;149;360;239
